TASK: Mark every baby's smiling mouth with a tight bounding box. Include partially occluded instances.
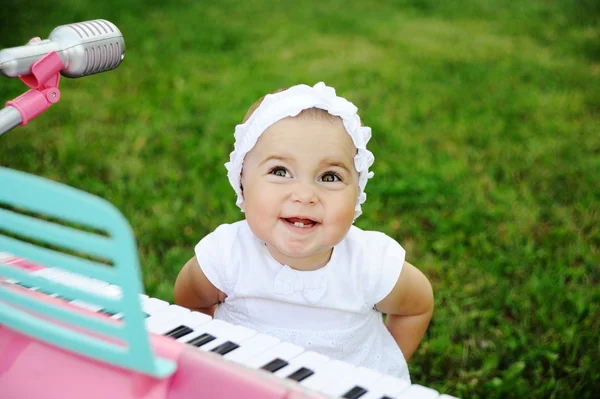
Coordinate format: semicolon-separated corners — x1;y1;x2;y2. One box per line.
283;217;318;228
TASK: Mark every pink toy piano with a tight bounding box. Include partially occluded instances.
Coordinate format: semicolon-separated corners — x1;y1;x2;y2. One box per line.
0;171;461;399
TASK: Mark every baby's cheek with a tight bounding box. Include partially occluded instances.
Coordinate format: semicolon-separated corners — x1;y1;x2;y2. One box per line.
328;195;356;224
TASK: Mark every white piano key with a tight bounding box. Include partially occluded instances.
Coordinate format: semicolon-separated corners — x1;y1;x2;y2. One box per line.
141;297;170;315
301;359;356;391
51;271;108;292
321;366;382;398
360;375;411;399
31;267;69;280
224;333;281;363
147;303;190;318
34;270;126;301
273;351;329;379
69;299;103;312
149;311;212;336
97;284;123;299
244;341;305;369
145;305;191;333
178;319;235;345
198;324;257;352
67;280;125;313
438;395;460;399
397;384;440;399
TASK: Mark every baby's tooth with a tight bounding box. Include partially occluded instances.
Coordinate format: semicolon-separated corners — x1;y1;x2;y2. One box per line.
294;221;304;227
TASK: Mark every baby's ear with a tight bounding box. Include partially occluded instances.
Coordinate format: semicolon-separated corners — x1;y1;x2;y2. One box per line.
239;183;245;210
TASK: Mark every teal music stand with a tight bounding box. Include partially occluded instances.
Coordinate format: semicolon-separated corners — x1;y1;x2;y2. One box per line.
0;167;176;378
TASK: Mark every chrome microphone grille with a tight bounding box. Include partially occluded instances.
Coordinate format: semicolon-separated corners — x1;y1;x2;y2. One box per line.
82;42;122;75
67;20;117;38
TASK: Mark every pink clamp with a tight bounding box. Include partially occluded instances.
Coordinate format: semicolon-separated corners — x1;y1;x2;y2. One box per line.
5;51;63;126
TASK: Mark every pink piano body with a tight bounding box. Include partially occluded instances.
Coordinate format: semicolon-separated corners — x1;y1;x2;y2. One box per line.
0;259;324;399
0;324;317;399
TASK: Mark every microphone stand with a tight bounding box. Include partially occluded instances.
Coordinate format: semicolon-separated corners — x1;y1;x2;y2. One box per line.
0;51;63;137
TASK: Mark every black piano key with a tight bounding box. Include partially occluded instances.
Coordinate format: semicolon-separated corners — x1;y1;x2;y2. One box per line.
210;341;240;355
164;325;194;339
380;396;393;399
187;333;216;347
16;282;34;289
99;309;117;316
260;358;289;373
286;367;314;382
342;386;368;399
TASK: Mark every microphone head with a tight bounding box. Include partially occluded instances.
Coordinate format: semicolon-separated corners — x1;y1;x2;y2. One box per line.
51;19;125;78
0;19;125;78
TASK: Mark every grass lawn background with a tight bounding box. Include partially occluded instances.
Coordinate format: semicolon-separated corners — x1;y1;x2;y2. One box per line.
1;1;598;397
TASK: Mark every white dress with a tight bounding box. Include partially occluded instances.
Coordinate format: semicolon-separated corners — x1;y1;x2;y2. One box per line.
195;220;410;381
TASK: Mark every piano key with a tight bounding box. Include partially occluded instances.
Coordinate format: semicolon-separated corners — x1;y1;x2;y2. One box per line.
165;325;194;339
438;395;460;399
91;285;127;319
302;359;356;392
141;296;169;315
286;367;314;382
244;341;305;369
50;271;109;292
197;324;256;352
272;351;329;380
210;341;240;355
187;333;217;347
31;267;70;280
359;375;411;399
149;311;212;336
146;303;188;319
178;319;234;345
321;366;382;398
32;269;74;298
69;299;104;312
98;284;123;299
224;333;280;363
261;358;289;373
67;280;123;312
98;308;120;317
343;386;368;399
15;281;38;290
145;305;192;333
396;384;440;399
35;270;109;303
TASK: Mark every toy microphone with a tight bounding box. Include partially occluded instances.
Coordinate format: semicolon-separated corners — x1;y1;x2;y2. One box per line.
0;19;125;78
0;20;125;136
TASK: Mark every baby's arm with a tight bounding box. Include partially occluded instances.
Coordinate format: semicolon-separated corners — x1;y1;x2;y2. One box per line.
376;262;434;361
174;256;226;317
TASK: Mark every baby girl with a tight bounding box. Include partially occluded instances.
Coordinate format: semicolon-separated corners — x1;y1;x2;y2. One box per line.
174;82;434;381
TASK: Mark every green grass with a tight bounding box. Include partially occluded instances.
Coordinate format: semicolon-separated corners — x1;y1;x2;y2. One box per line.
1;1;599;397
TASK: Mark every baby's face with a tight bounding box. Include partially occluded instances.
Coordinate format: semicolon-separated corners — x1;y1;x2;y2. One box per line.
240;116;359;270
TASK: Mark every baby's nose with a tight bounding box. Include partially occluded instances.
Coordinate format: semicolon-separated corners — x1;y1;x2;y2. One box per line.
291;182;317;204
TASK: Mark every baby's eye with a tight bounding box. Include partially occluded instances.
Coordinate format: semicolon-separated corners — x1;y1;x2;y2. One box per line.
320;172;341;182
269;167;290;178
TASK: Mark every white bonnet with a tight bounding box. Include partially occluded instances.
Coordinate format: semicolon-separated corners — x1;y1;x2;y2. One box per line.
224;82;375;220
